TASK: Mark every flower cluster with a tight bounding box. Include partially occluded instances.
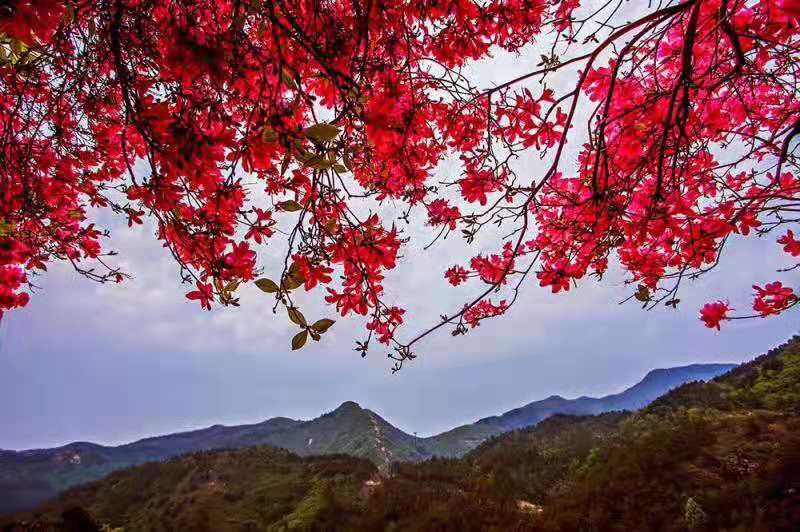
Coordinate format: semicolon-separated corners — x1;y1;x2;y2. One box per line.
700;301;731;330
1;0;799;355
753;282;797;317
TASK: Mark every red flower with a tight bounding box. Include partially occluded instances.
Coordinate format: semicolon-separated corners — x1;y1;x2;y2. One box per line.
244;208;275;244
292;254;333;291
5;0;800;348
427;199;460;230
779;0;800;19
126;209;144;227
463;299;508;327
700;301;730;330
778;230;800;257
222;242;256;280
753;282;797;316
186;281;214;310
459;170;501;206
325;288;369;316
0;0;65;42
366;306;405;344
0;266;29;317
537;259;573;294
445;265;469;286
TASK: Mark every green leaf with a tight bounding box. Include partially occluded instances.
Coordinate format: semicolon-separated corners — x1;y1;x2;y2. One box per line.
280;153;291;176
281;69;298;89
0;220;15;237
299;153;324;168
11;39;25;55
634;284;650;302
281;275;303;291
309;158;333;170
261;127;276;143
255;278;279;293
304;123;340;143
277;200;302;212
280;262;305;291
224;279;240;293
311;318;335;334
287;307;307;326
291;330;308;350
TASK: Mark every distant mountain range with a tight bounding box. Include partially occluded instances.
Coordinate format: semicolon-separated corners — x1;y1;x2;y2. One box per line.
420;363;735;456
0;362;734;515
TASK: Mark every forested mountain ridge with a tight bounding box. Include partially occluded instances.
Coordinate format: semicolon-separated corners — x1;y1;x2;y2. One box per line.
4;337;798;530
0;363;732;515
0;402;419;515
351;336;800;531
485;363;737;428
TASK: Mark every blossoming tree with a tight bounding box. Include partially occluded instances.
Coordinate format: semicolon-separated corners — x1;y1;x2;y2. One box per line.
1;0;799;368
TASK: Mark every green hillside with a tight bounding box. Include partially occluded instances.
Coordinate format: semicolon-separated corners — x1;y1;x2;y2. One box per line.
0;402;423;515
345;336;800;531
0;364;731;515
5;336;800;531
3;448;376;531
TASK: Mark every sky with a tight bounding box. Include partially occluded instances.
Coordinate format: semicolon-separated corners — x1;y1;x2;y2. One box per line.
2;216;796;451
2;3;799;451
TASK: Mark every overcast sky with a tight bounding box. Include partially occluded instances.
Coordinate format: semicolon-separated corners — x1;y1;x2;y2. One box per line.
2;4;798;450
2;218;796;451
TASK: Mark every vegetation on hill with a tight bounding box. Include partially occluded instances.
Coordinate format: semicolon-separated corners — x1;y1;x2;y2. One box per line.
0;364;731;515
342;337;800;531
6;338;798;530
3;447;376;532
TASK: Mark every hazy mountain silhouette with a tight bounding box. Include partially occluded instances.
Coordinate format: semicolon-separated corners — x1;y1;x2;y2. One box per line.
0;362;734;514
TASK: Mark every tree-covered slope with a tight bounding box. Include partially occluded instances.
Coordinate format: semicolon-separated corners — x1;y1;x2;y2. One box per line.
418;362;734;457
345;336;800;531
1;363;731;515
3;447;376;531
0;417;301;515
5;338;799;531
0;402;415;515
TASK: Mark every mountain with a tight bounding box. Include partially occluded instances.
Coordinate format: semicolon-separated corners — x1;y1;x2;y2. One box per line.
3;448;377;532
4;339;798;531
0;402;417;515
0;417;301;516
242;401;428;466
0;362;733;515
421;362;735;456
345;337;800;531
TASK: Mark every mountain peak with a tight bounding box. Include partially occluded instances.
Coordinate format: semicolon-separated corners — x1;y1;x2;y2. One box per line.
335;401;362;412
477;362;737;435
640;363;736;383
545;394;566;401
